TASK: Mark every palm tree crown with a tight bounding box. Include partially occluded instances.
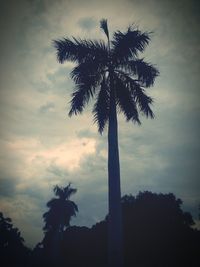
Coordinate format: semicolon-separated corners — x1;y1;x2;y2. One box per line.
43;184;78;233
54;19;159;133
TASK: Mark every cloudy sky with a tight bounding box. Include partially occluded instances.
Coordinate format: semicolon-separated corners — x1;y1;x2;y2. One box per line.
0;0;199;248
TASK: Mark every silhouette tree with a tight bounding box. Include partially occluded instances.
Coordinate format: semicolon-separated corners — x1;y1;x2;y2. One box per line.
43;184;78;233
42;183;78;264
0;212;30;266
54;19;159;266
31;191;199;267
122;191;199;266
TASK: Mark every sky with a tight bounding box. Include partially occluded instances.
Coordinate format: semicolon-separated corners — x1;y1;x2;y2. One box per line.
0;0;200;248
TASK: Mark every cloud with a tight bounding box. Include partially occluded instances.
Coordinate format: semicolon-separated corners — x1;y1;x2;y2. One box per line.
39;102;55;114
0;176;17;198
77;17;97;31
5;136;96;179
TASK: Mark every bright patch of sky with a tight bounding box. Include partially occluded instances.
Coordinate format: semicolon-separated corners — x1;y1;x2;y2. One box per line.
0;0;199;247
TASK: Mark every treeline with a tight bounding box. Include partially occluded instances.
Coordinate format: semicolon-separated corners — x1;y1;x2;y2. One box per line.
0;186;199;267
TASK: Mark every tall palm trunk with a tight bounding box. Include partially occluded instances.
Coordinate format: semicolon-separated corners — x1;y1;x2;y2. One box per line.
108;72;123;267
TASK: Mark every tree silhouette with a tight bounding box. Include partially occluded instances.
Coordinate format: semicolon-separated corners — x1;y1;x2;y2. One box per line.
30;191;199;267
0;212;30;266
43;184;78;233
122;192;199;266
42;183;78;264
54;19;159;266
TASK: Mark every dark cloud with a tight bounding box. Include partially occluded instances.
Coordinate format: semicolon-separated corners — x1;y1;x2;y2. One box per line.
0;176;17;198
77;17;97;31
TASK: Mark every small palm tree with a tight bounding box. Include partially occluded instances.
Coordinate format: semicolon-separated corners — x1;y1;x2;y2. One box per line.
42;184;78;263
54;19;159;267
43;183;78;234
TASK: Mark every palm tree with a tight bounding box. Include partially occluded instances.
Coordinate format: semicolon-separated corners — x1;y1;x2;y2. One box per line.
43;183;78;234
42;184;78;264
54;19;159;267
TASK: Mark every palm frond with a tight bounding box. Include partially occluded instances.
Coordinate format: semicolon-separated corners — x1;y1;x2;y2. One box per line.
73;38;108;62
53;37;108;64
112;27;150;63
93;77;110;134
100;18;109;40
70;58;103;86
54;185;63;197
64;183;77;199
131;80;154;118
114;73;141;124
69;58;105;116
126;59;159;87
115;71;154;119
53;38;78;63
68;82;94;116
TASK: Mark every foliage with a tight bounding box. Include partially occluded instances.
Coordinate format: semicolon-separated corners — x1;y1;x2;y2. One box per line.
0;212;30;266
54;20;159;134
39;183;78;265
1;191;199;266
43;183;78;233
122;191;198;266
30;191;199;267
